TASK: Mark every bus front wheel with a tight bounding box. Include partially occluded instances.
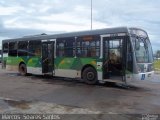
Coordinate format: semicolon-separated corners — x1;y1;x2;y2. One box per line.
82;67;97;85
19;64;27;76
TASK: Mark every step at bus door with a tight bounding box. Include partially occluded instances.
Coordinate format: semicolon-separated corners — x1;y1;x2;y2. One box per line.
103;36;127;82
42;40;54;75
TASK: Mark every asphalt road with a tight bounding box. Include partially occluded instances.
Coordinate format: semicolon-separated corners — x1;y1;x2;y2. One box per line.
0;65;160;120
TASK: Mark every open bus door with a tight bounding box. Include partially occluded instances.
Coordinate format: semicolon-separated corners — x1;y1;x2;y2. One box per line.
102;35;127;82
42;40;55;75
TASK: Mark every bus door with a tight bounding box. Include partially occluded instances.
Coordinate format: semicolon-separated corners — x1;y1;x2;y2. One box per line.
103;36;127;81
42;41;54;75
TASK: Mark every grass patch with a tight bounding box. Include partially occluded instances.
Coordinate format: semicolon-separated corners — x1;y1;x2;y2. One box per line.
154;60;160;71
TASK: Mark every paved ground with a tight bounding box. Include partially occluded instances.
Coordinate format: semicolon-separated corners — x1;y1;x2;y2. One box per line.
0;64;160;120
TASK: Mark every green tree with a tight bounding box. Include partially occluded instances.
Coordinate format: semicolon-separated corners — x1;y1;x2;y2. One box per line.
156;50;160;58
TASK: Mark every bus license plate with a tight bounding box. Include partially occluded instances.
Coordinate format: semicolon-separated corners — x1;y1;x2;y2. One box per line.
141;74;145;80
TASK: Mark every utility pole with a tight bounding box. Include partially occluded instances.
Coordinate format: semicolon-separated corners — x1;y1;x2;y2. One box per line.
91;0;92;30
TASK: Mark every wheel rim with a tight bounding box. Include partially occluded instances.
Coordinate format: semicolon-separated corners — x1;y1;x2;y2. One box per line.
87;72;95;81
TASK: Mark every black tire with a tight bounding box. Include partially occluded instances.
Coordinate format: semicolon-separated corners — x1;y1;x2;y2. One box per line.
19;64;27;76
82;67;97;85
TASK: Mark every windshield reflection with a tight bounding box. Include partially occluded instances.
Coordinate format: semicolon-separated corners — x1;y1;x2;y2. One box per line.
132;37;153;63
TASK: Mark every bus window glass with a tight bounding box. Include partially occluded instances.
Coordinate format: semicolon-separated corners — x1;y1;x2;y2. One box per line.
126;40;133;72
57;38;75;57
29;41;41;56
90;41;96;57
109;39;122;64
9;42;17;56
3;43;8;53
77;42;81;56
132;37;153;63
18;41;28;56
77;36;100;57
65;38;75;57
57;42;65;57
110;41;119;48
82;41;90;57
96;41;100;57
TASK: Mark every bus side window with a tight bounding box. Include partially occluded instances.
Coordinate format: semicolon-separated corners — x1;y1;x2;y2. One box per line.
3;43;9;54
9;42;17;56
96;41;100;57
65;38;75;57
28;41;41;56
57;37;75;57
82;41;90;57
57;42;65;57
77;42;81;56
35;48;41;56
18;41;28;56
90;40;100;57
76;36;100;57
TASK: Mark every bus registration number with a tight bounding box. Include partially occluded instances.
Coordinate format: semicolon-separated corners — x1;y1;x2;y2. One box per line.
141;74;145;80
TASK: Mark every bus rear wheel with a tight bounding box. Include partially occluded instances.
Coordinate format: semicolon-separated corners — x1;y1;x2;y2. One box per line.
82;67;97;85
19;64;27;76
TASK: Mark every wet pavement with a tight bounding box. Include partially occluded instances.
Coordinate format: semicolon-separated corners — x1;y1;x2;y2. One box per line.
0;65;160;119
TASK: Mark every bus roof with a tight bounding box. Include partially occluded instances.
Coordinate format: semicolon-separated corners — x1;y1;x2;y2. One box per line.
2;27;141;43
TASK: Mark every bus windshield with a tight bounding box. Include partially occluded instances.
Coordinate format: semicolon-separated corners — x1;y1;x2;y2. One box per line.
132;36;153;63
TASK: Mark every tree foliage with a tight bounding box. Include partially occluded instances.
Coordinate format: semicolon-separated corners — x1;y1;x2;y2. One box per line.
156;50;160;58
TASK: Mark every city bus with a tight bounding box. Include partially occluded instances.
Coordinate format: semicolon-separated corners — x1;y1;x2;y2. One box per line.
1;27;154;85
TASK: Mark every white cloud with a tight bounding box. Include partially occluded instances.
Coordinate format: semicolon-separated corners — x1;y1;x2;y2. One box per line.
4;14;108;32
0;6;23;15
3;7;108;32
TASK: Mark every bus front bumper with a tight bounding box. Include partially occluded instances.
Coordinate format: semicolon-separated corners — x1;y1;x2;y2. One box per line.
125;71;154;84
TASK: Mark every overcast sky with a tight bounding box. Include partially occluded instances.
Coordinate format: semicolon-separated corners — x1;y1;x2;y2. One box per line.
0;0;160;52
